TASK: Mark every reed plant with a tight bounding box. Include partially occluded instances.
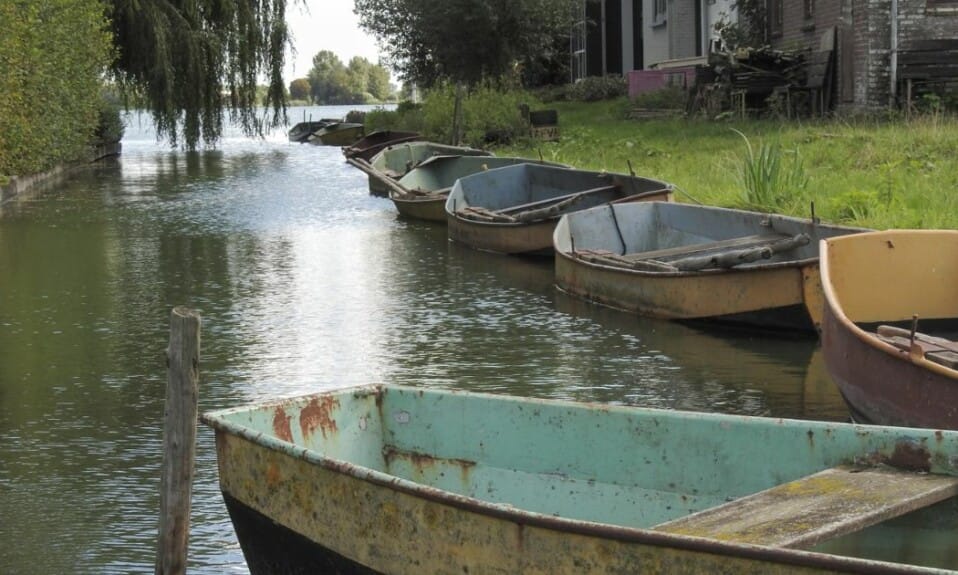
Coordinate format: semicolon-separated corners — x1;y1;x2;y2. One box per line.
731;129;808;212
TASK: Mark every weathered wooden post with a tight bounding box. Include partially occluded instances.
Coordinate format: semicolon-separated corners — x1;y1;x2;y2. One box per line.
155;307;201;575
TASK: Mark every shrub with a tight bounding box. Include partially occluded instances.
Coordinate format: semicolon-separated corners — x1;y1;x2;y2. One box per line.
566;75;628;102
0;0;113;176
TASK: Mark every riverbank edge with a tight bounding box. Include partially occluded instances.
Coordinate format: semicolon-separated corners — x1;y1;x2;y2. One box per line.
0;142;123;205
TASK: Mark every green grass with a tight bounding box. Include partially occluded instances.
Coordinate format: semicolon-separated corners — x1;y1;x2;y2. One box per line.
495;98;958;230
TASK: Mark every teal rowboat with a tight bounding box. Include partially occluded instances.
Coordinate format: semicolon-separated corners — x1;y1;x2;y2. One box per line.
203;384;958;575
389;155;571;222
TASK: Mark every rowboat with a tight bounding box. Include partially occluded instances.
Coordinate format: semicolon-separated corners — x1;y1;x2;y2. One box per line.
554;201;866;331
388;156;570;223
203;384;958;574
342;130;422;162
348;141;492;196
308;122;364;146
445;164;672;256
820;229;958;429
287;119;339;143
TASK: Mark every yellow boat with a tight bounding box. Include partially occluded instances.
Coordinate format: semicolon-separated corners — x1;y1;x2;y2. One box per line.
821;229;958;428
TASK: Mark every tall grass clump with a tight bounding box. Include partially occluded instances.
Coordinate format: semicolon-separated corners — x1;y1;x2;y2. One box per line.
733;129;808;211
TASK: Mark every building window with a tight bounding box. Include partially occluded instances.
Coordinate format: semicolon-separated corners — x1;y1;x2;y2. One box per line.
653;0;667;26
769;0;783;37
804;0;815;18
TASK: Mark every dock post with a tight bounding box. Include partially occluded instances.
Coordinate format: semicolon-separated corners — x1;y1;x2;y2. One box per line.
155;307;201;575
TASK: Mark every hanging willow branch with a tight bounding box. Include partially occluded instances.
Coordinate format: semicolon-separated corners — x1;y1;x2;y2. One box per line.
109;0;291;149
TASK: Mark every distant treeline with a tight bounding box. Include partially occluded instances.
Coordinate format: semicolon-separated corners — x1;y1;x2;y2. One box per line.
289;51;395;105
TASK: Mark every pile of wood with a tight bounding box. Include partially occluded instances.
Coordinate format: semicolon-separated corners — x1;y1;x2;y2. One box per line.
710;47;806;93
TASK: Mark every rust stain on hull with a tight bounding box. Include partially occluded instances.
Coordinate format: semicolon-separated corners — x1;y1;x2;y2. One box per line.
300;396;340;439
273;407;293;443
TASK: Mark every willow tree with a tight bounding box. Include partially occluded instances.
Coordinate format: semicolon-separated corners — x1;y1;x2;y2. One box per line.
109;0;291;149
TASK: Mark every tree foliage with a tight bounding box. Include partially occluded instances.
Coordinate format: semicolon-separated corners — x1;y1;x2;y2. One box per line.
108;0;292;149
307;51;393;104
354;0;577;88
289;78;311;101
0;0;114;177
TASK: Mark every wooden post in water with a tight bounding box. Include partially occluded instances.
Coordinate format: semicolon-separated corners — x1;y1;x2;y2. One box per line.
155;307;201;575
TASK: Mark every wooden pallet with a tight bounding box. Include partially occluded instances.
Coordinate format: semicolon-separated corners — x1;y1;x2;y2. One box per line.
653;465;958;549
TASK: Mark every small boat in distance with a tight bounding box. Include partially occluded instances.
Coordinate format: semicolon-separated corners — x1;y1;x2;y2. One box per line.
388;155;570;223
342;130;422;162
553;201;867;331
203;384;958;575
287;118;339;143
349;141;492;196
821;229;958;429
308;122;365;146
446;164;671;255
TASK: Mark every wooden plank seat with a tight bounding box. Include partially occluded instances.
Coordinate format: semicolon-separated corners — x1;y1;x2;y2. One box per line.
625;233;792;263
458;185;621;223
652;465;958;549
573;233;811;272
876;324;958;369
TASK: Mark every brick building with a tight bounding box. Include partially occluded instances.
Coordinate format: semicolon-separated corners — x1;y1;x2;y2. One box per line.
764;0;958;108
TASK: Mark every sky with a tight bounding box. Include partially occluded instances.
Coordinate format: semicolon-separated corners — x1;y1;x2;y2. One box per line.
283;1;391;82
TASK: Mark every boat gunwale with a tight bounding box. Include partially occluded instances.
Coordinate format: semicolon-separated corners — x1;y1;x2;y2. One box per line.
446;189;676;229
820;230;958;379
554;242;822;277
202;384;957;575
553;202;869;278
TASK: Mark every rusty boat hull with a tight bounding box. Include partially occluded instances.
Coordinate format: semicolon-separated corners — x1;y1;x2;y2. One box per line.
554;202;866;331
445;164;672;256
203;384;958;575
820;229;958;429
308;123;365;146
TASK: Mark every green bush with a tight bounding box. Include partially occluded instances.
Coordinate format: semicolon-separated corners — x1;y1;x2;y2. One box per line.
0;0;114;177
733;130;809;211
93;92;125;145
364;82;540;147
566;75;628;102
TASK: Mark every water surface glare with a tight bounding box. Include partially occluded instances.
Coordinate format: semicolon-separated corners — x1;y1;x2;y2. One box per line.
3;107;933;573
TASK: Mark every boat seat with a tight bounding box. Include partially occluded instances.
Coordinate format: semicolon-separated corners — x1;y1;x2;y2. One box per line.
876;325;958;369
624;233;791;263
652;465;958;549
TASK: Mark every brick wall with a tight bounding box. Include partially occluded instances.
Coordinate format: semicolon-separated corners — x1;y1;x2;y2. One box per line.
774;0;958;110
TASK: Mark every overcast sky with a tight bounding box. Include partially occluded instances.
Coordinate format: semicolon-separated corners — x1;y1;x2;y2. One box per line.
283;1;391;81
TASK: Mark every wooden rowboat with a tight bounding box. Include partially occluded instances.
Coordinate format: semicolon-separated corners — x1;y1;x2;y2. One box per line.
821;229;958;429
349;141;492;196
308;122;365;146
342;130;422;162
388;156;570;223
554;201;866;331
446;164;672;256
203;384;958;574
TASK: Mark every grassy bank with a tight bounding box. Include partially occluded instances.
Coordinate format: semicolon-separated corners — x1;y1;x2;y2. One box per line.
497;99;958;230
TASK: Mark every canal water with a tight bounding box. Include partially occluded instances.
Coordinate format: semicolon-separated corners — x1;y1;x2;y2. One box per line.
0;106;944;573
